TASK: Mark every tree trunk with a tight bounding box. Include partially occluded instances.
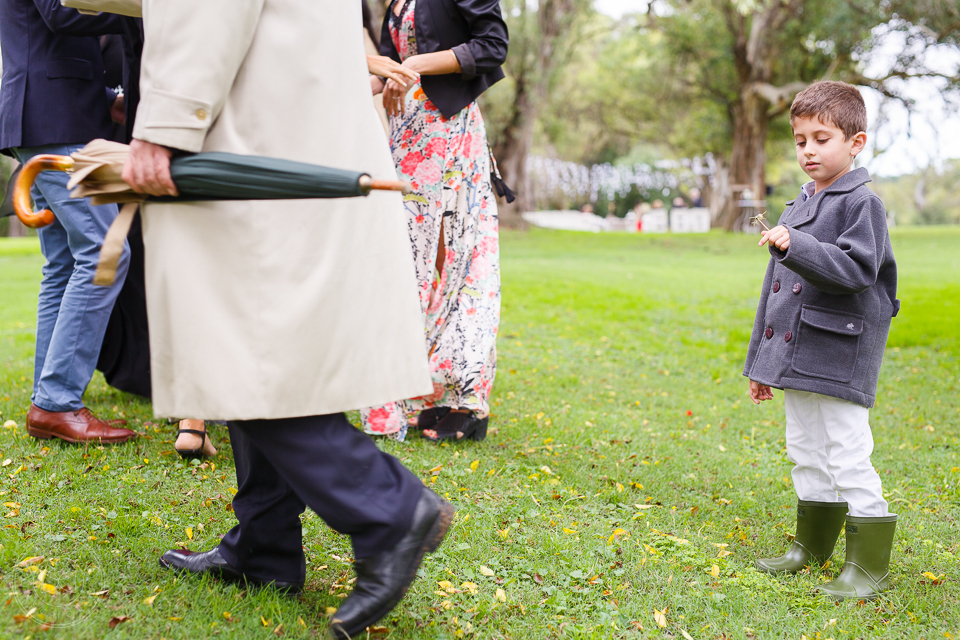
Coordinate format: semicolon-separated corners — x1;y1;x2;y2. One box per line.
492;78;533;229
720;90;769;230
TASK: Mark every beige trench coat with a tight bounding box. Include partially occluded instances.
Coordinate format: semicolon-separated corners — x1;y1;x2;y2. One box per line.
67;0;432;419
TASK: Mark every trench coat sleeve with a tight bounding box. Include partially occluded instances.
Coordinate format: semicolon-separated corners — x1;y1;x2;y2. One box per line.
132;0;266;152
450;0;508;80
33;0;123;35
742;259;774;378
61;0;142;18
772;193;887;296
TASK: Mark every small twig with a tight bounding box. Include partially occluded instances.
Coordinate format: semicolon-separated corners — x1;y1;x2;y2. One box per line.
750;211;771;231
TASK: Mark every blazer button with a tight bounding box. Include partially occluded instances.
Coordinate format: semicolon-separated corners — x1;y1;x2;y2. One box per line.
784;331;793;343
196;109;208;121
792;283;802;294
765;327;774;339
772;281;780;293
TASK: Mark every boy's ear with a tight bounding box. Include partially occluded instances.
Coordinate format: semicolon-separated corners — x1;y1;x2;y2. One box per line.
850;131;867;157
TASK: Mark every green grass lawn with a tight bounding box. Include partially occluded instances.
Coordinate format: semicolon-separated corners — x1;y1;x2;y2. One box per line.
0;227;958;639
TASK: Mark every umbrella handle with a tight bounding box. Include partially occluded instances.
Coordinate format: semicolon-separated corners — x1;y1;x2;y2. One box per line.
358;175;412;196
13;154;75;228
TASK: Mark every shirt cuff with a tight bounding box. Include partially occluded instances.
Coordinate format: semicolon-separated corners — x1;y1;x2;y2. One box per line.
451;43;476;81
132;88;213;153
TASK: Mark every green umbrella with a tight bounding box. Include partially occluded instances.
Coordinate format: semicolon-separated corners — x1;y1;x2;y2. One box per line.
11;139;410;284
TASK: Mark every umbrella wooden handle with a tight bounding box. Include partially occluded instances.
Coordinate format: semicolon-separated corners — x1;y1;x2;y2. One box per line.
13;154;75;228
358;175;412;195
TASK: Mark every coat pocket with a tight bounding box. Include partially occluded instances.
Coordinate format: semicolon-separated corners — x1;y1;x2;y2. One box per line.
790;305;864;383
45;58;93;80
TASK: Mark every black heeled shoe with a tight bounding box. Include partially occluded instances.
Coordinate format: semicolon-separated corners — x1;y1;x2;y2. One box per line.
420;411;488;443
175;424;213;460
408;407;451;432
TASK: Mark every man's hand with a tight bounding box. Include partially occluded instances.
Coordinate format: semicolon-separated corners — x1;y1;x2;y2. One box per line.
749;380;774;404
759;225;790;251
111;95;126;125
123;139;178;197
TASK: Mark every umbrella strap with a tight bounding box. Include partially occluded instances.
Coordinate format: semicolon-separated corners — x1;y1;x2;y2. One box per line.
94;202;138;287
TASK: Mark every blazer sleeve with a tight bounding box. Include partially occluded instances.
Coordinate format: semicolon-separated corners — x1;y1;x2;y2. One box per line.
449;0;508;81
132;0;265;152
773;194;888;295
33;0;123;35
61;0;143;18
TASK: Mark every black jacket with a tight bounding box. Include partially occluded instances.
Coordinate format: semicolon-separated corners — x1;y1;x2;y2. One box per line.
380;0;508;118
0;0;122;153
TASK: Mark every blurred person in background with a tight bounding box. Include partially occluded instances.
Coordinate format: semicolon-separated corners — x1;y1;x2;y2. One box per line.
0;0;134;444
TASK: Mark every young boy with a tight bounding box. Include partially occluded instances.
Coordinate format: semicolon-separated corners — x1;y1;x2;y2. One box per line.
744;81;900;600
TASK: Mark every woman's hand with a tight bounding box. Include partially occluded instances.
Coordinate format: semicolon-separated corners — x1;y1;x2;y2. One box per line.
382;78;413;117
367;55;419;89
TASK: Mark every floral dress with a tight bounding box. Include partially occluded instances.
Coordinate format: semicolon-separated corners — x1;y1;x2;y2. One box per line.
361;0;501;441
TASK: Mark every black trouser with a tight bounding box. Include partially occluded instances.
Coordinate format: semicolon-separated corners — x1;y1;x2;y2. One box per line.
217;414;422;584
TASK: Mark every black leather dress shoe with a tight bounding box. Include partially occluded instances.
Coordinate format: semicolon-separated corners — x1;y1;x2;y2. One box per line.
159;546;303;594
329;489;454;639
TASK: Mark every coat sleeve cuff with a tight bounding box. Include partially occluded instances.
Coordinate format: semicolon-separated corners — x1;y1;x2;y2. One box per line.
132;88;213;153
452;43;477;81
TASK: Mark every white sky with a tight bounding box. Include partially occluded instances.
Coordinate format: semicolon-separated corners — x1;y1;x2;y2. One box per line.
596;0;960;176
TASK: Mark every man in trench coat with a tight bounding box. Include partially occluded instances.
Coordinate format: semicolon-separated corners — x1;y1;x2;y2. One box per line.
65;0;451;636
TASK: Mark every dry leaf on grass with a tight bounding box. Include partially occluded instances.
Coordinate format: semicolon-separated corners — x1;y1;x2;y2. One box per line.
108;615;131;629
654;608;667;628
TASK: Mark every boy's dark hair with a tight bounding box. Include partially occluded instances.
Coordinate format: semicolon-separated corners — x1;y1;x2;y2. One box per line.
790;81;867;140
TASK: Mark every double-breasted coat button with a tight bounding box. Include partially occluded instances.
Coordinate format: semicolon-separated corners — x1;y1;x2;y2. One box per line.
772;281;780;293
784;331;792;343
765;327;774;339
792;283;802;294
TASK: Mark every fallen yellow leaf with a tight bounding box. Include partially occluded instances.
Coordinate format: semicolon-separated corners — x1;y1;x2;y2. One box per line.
654;608;667;628
0;459;10;467
3;420;16;429
185;527;193;540
681;630;693;640
479;565;495;577
562;527;578;535
222;611;231;619
17;556;44;568
461;582;478;594
325;607;337;616
470;460;479;471
261;616;271;627
40;583;57;595
495;588;506;602
144;594;158;605
710;564;720;578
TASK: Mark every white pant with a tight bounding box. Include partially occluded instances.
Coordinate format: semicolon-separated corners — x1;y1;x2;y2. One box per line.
784;390;889;517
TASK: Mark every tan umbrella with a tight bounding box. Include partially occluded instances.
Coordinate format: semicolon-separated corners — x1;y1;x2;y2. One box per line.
12;139;409;285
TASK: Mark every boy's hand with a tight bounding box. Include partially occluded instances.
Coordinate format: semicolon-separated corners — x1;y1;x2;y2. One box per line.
749;380;774;404
759;225;790;251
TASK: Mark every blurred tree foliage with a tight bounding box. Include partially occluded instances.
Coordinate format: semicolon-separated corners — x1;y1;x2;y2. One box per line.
486;0;959;227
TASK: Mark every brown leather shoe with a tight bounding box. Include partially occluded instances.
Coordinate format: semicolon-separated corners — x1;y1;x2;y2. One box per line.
26;404;136;444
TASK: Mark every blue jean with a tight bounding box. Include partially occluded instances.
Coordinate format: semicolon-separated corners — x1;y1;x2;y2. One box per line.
13;144;130;412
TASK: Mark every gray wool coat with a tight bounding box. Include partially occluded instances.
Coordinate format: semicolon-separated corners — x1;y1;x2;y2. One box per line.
743;167;900;408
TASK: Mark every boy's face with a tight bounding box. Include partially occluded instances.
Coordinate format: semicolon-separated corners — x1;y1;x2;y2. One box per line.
792;116;866;192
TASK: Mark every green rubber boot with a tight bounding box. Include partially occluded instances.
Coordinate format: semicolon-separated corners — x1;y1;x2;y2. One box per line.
755;501;848;574
820;513;897;601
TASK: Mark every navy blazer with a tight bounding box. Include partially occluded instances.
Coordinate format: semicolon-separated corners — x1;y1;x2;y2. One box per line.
380;0;508;119
0;0;122;154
